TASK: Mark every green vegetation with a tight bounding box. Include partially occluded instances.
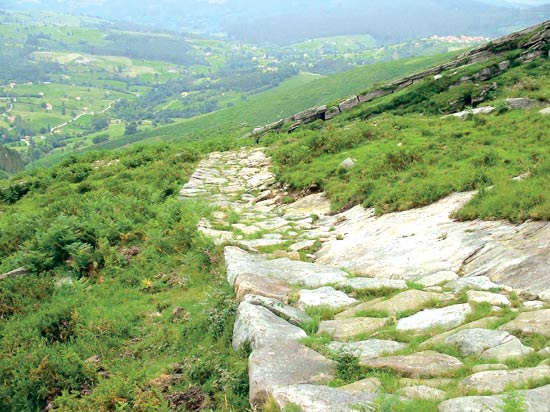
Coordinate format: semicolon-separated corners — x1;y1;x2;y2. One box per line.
266;54;550;223
0;140;249;411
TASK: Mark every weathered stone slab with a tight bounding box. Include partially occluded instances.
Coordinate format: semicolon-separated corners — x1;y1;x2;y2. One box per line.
460;366;550;394
467;291;511;307
397;304;472;333
318;318;388;340
315;193;550;298
446;106;495;119
340;377;382;392
472;364;509;373
444;328;533;361
338;277;407;291
398;385;446;401
298;287;357;310
500;309;550;337
361;351;463;378
235;273;291;302
327;339;407;359
338;96;360;112
417;271;459;287
506;98;544;110
357;290;450;316
447;276;505;292
225;247;348;288
232;302;306;351
334;298;386;319
439;384;550;412
244;295;311;326
249;341;335;408
419;317;500;349
272;384;376;412
540;107;550;115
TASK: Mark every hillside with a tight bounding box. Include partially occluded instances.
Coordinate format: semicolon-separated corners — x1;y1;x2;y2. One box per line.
1;17;550;412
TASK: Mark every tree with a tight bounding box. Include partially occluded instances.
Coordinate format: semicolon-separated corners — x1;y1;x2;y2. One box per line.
124;122;138;136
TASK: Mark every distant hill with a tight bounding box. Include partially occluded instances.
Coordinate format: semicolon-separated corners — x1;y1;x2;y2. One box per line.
6;0;550;44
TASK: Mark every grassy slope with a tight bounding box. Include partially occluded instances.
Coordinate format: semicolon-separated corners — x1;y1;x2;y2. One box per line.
54;52;458;156
0;143;248;412
266;54;550;222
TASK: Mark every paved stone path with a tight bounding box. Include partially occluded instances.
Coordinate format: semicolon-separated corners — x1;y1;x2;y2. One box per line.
180;148;550;412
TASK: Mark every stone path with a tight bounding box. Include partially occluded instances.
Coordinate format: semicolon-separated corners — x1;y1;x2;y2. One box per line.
180;148;550;412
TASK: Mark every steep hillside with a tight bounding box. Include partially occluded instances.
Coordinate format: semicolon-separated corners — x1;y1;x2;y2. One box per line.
1;19;550;412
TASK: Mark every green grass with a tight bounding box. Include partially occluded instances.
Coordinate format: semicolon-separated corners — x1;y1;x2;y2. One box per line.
265;55;550;222
0;142;249;412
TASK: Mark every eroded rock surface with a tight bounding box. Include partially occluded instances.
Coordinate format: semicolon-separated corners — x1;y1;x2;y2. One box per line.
361;351;463;378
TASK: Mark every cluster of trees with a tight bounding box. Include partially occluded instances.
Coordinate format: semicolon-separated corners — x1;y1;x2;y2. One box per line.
0;146;25;174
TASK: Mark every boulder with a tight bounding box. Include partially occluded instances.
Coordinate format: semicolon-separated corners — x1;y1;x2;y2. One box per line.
361;351;463;378
539;107;550;115
235;273;291;302
339;158;356;170
225;247;347;288
327;339;407;360
418;317;500;349
323;106;341;120
298;287;357;310
439;385;550;412
338;96;360;112
272;384;376;412
505;98;544;110
444;328;533;361
500;309;550;337
498;60;511;71
396;304;472;333
358;89;392;103
244;295;311;326
467;291;511;307
249;341;335;408
340;377;382;392
232;302;306;351
0;267;29;281
460;366;550;394
318;317;388;340
293;106;327;123
398;385;446;401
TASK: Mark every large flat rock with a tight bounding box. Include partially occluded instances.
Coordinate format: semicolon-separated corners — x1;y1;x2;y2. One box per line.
225;247;348;288
360;351;463;378
460;366;550;394
318;317;388;340
397;304;472;333
249;341;335;408
439;385;550;412
444;328;533;361
500;309;550;337
315;193;550;297
232;302;306;351
272;384;376;412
